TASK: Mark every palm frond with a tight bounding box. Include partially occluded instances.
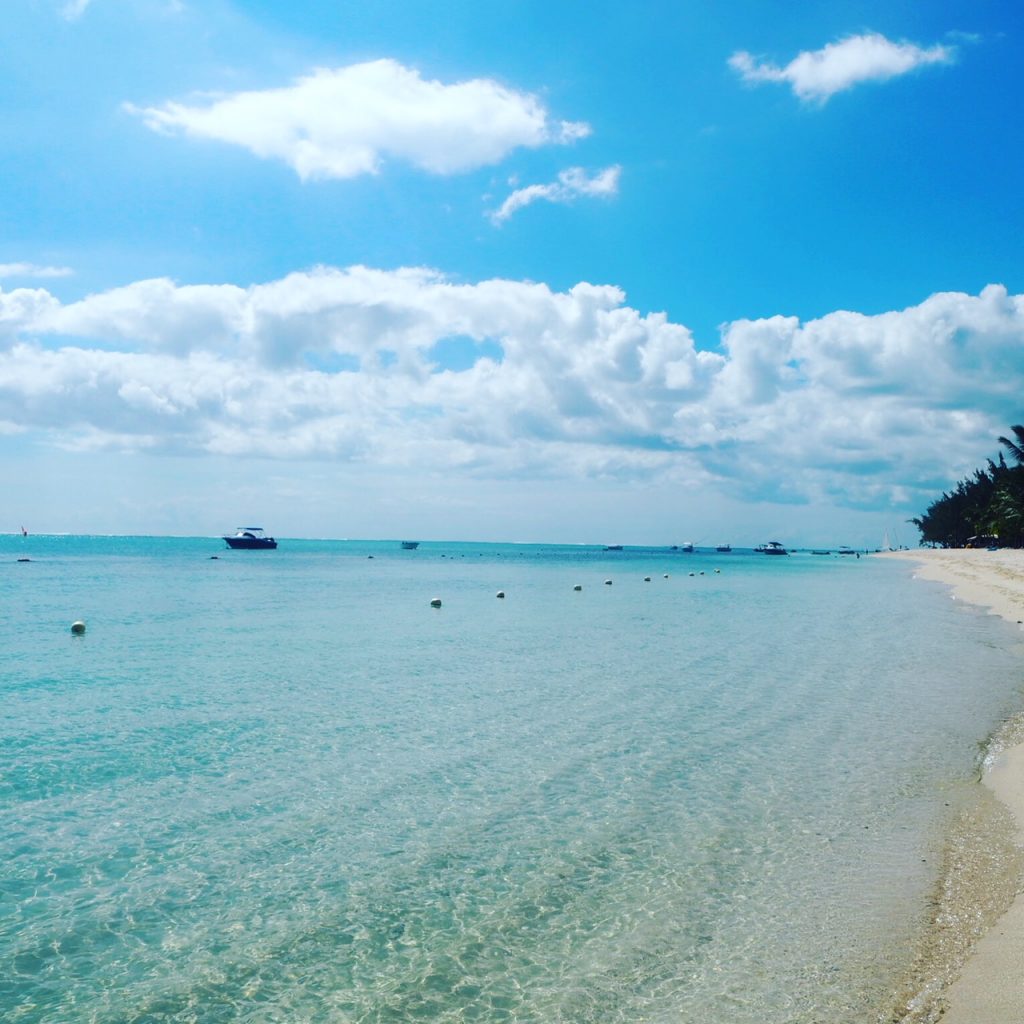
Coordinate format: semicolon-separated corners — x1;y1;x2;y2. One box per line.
998;425;1024;465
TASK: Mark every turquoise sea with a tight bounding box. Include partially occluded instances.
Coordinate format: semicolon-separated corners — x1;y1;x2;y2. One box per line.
3;537;1024;1023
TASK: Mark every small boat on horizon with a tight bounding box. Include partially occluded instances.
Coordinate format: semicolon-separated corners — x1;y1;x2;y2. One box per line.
223;527;277;550
715;544;731;553
401;541;420;550
603;544;624;551
756;541;788;555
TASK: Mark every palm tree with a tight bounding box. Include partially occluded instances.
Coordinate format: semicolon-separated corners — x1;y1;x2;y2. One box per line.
998;424;1024;464
995;427;1024;546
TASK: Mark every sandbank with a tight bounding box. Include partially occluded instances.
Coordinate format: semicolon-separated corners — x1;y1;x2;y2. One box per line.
887;548;1024;1022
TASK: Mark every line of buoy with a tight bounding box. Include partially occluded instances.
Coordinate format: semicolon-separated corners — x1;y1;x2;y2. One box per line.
425;568;723;608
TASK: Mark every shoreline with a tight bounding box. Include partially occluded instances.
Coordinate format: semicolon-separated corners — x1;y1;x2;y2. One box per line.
886;549;1024;1022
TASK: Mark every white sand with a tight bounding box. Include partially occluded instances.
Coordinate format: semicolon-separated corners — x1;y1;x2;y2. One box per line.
888;549;1024;1022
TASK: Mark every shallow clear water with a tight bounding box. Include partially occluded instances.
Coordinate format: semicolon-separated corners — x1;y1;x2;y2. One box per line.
2;538;1023;1023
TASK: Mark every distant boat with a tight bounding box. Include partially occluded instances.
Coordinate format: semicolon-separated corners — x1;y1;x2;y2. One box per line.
811;550;831;556
838;546;857;556
679;542;694;553
223;527;277;550
715;544;731;553
401;541;420;550
756;541;788;555
604;545;624;551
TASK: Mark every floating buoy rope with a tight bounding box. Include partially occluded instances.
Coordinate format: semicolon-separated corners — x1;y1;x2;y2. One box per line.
418;564;723;609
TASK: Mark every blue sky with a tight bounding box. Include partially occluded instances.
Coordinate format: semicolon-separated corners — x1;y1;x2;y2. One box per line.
3;0;1023;544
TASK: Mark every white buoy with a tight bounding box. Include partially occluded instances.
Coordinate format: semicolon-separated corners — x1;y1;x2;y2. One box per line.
496;591;505;599
644;576;651;582
689;572;695;577
430;597;442;608
663;574;669;578
70;620;86;635
604;579;613;586
573;584;582;591
715;568;721;573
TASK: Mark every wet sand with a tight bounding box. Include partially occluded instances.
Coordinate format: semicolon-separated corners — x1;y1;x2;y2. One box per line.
888;549;1024;1022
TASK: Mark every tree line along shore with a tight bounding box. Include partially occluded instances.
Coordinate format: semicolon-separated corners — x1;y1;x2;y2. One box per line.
913;425;1024;548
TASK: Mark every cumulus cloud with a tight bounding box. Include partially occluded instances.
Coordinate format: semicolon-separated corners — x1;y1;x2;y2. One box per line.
0;263;74;279
490;165;621;224
729;32;954;103
1;268;1021;511
126;60;591;180
0;285;62;342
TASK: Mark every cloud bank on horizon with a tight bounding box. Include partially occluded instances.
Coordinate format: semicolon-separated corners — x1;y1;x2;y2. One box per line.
729;32;955;103
1;267;1017;511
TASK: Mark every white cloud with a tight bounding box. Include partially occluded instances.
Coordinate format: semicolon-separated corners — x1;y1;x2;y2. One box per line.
729;32;954;103
127;60;591;180
490;165;621;224
2;269;1021;513
60;0;91;20
0;285;62;342
0;263;74;279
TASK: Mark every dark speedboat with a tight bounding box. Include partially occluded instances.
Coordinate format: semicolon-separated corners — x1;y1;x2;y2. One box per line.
755;541;788;555
223;527;277;550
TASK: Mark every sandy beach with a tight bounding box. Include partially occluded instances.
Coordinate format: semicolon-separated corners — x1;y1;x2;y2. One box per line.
888;549;1024;1022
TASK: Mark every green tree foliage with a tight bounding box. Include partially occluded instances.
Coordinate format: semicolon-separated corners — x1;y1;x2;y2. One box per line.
911;428;1024;547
